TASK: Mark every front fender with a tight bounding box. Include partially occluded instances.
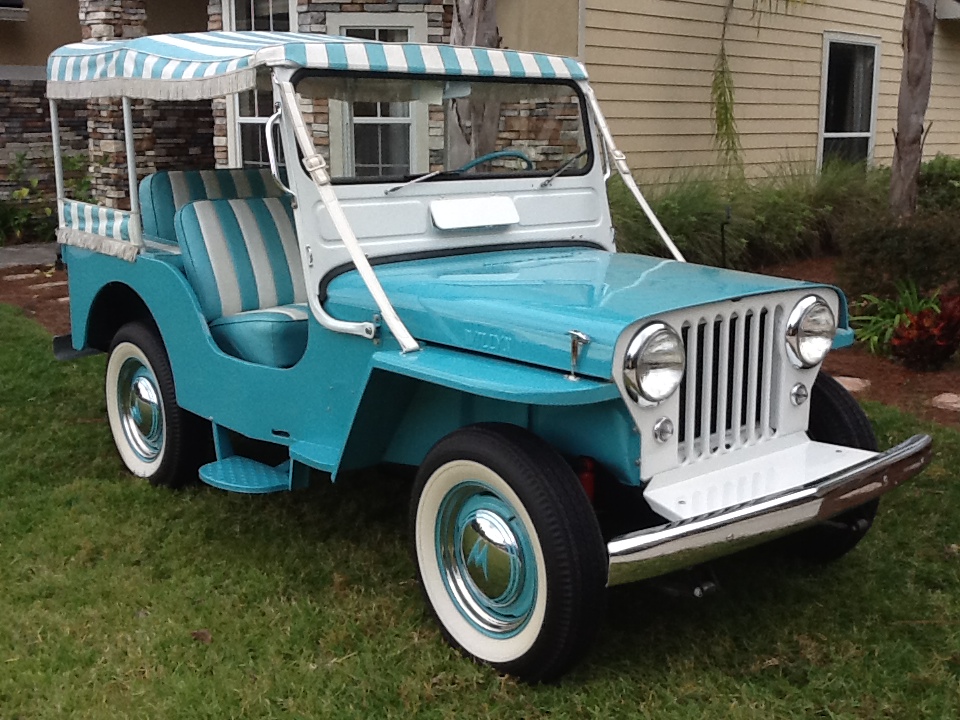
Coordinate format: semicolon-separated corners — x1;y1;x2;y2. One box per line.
370;345;619;406
338;346;636;483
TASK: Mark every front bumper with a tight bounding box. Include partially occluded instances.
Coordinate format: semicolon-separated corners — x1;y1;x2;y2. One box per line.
606;434;933;586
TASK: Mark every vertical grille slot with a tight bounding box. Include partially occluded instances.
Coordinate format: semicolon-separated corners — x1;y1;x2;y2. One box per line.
678;305;779;464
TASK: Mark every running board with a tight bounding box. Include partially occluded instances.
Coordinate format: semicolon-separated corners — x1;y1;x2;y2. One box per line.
199;457;291;494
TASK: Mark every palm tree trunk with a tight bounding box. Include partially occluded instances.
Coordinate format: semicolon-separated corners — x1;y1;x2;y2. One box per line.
890;0;936;219
448;0;500;168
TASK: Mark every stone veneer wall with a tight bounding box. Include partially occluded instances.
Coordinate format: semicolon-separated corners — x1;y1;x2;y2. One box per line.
80;0;215;210
0;80;87;200
207;0;453;169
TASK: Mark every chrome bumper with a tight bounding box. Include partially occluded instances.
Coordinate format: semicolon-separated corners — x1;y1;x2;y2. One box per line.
607;434;933;587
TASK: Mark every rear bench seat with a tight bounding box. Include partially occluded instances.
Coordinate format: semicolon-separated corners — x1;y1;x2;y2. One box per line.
141;168;286;245
175;197;308;368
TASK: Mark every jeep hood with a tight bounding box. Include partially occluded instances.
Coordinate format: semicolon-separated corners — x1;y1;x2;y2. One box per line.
323;247;836;380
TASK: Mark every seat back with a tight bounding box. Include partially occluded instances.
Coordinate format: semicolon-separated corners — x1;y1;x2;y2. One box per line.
140;168;286;245
174;197;305;322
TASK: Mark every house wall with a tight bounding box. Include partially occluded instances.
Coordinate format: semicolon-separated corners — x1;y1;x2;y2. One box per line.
581;0;960;180
0;1;85;201
146;0;208;35
0;0;81;67
498;0;580;58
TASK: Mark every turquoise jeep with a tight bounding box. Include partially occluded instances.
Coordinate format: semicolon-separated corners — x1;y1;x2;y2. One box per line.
47;31;931;680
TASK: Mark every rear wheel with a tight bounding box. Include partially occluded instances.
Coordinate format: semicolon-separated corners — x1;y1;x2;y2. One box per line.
410;424;606;682
788;371;880;561
105;322;209;488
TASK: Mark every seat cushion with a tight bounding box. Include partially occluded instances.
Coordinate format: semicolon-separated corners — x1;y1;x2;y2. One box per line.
175;196;305;322
140;169;286;245
209;304;309;368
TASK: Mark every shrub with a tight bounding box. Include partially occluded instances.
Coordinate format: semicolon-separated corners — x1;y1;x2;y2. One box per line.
890;301;960;371
809;160;889;254
836;210;960;298
918;153;960;213
0;153;56;247
609;161;888;271
850;280;941;355
609;174;746;268
63;153;93;203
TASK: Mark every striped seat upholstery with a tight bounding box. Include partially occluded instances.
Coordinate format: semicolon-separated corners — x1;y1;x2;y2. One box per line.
175;197;308;368
140;168;286;245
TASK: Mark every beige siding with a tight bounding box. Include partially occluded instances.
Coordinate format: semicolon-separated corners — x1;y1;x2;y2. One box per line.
499;0;580;57
584;0;960;179
0;0;81;69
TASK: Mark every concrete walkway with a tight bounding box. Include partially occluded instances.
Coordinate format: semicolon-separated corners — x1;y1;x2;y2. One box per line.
0;243;59;269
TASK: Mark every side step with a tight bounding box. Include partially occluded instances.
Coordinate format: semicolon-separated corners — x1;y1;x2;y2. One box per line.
199;457;291;494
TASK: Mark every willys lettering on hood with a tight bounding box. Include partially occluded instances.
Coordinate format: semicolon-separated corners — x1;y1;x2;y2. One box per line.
324;247;833;381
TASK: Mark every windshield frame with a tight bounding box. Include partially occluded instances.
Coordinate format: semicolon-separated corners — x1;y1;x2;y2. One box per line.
289;68;595;187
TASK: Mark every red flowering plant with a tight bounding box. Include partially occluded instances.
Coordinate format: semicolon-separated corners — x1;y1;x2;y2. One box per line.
890;294;960;371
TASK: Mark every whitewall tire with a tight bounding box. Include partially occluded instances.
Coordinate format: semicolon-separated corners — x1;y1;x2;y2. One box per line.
105;322;209;488
410;424;606;682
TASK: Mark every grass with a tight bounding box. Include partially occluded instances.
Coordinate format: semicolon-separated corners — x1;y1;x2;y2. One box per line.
2;301;960;718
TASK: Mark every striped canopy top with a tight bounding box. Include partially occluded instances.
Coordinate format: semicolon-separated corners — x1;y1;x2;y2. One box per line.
46;31;588;101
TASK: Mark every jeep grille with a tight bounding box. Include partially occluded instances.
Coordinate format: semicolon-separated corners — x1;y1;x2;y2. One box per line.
678;304;783;464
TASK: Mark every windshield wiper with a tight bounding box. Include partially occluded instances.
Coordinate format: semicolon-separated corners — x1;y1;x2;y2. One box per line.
539;149;589;189
385;169;458;195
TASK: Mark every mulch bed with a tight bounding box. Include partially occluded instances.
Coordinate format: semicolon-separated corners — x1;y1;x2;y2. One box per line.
2;255;957;430
0;264;72;337
762;255;960;431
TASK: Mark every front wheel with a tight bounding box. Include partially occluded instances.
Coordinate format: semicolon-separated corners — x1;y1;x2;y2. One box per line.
105;322;209;488
410;424;606;682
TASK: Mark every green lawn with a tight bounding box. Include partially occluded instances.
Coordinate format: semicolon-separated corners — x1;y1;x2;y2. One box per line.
2;302;959;719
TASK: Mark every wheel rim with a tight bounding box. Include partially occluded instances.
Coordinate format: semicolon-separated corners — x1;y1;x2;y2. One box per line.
116;357;164;462
436;481;538;638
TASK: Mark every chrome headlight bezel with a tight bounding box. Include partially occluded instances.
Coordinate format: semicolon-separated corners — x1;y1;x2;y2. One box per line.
623;322;686;404
785;295;836;369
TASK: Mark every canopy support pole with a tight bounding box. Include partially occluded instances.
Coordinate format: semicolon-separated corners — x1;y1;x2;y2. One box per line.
122;96;144;247
49;99;65;227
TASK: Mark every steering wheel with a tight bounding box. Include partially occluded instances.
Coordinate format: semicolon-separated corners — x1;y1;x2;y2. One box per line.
454;149;534;174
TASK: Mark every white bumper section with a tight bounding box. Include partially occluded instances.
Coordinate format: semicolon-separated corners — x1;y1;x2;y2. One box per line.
607;434;933;586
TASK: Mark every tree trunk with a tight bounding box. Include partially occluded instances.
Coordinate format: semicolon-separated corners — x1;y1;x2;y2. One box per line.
448;0;500;168
889;0;936;219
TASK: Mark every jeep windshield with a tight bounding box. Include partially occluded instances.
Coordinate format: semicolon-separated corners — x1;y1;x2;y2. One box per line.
293;74;591;185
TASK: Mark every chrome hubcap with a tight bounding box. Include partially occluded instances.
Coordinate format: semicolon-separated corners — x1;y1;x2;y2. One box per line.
436;482;537;637
117;357;163;462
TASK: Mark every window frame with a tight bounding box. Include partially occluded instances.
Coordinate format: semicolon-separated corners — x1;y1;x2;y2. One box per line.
324;12;430;177
292;70;594;187
817;32;882;169
223;0;299;168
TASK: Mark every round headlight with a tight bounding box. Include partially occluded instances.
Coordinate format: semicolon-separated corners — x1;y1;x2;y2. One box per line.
623;322;685;404
786;295;836;368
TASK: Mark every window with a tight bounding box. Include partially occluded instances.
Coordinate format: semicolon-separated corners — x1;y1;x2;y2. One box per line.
343;27;412;177
325;13;430;176
819;34;880;168
224;0;297;168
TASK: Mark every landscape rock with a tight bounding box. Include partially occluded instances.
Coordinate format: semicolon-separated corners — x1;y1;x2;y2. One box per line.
836;376;871;394
931;393;960;412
